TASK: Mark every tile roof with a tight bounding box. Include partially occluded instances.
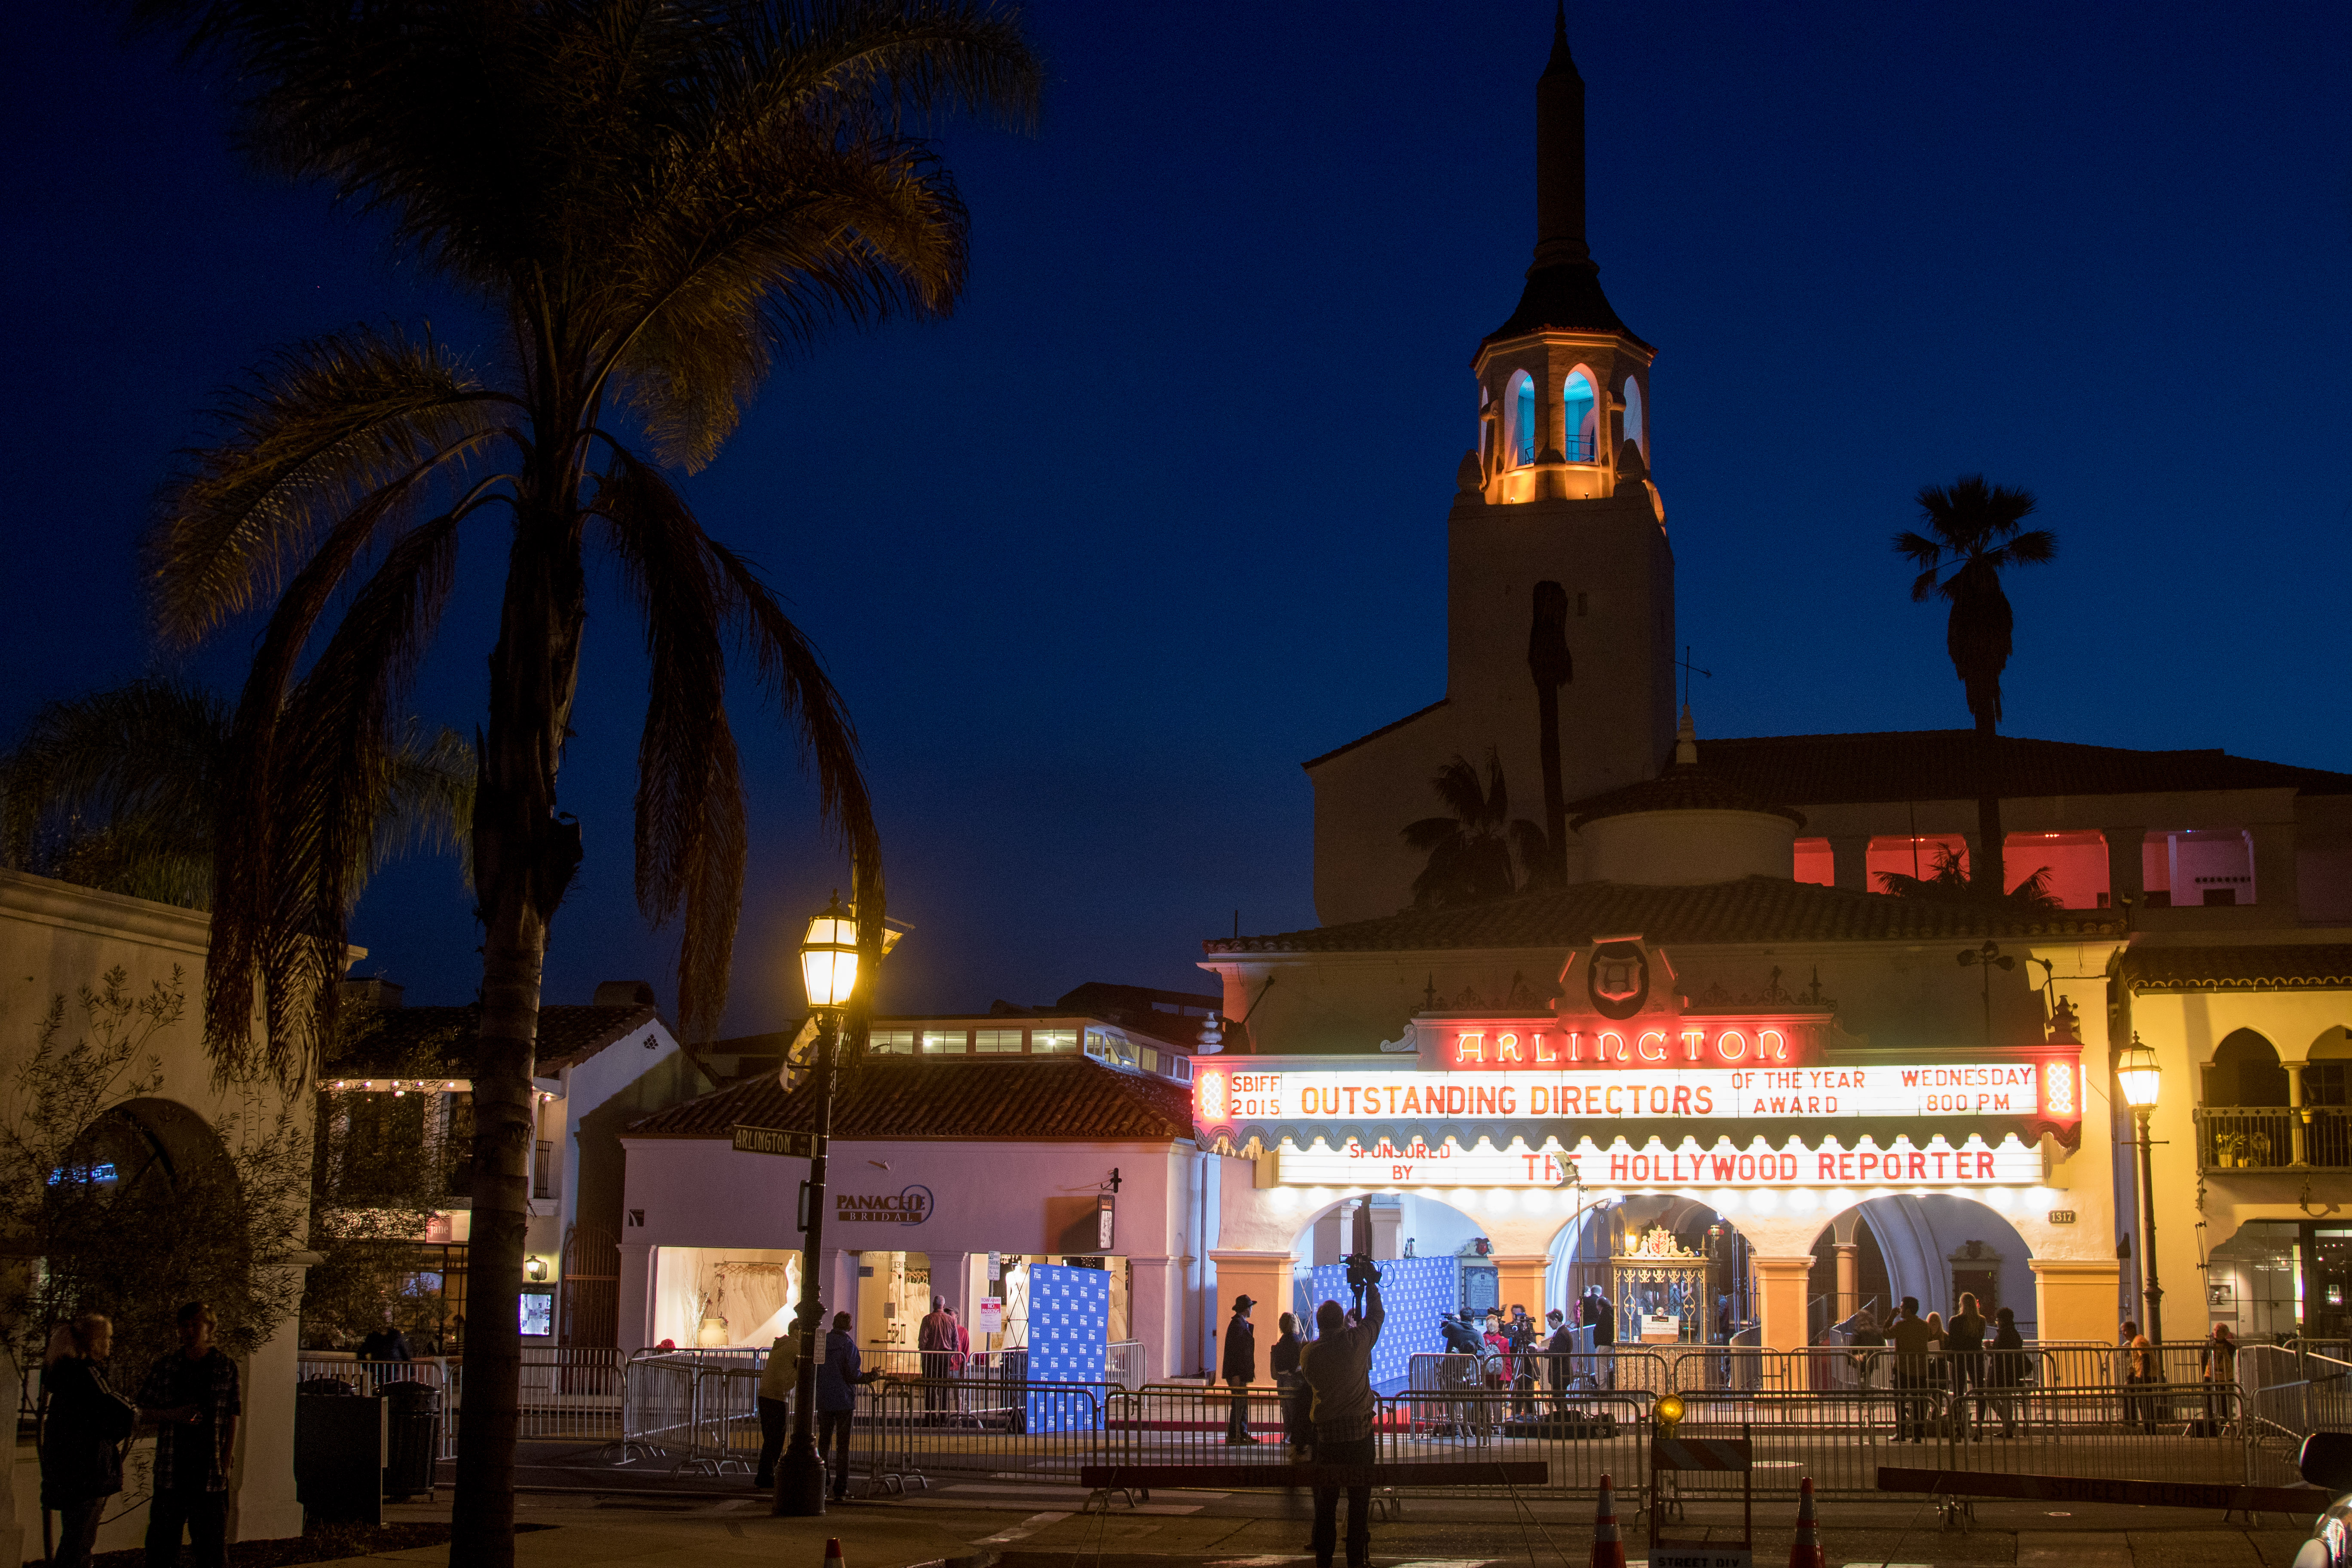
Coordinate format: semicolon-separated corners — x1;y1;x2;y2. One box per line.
624;1054;1198;1142
1569;761;1806;830
1203;875;2122;956
328;1003;665;1077
1699;730;2352;807
2123;944;2352;992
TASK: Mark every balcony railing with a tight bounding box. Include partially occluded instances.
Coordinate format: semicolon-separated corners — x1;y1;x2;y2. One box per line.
2194;1107;2352;1171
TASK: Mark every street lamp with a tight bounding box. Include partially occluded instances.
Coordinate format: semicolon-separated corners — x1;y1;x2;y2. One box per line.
775;893;864;1517
2117;1034;2164;1347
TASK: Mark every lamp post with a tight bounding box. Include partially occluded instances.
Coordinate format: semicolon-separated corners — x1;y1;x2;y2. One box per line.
774;894;862;1516
2117;1033;2164;1348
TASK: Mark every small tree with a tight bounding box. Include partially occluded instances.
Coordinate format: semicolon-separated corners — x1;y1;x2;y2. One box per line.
0;968;309;1382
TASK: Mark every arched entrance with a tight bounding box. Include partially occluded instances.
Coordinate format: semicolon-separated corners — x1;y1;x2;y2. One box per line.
1807;1195;2038;1338
1548;1195;1752;1344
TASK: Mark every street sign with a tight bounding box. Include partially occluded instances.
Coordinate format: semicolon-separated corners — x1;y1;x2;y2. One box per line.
732;1124;814;1158
1651;1551;1751;1568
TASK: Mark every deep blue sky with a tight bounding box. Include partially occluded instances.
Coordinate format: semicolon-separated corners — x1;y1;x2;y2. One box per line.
6;2;2349;1033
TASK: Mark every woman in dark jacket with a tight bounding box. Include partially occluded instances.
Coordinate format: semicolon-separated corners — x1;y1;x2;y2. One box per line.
813;1312;882;1502
42;1314;139;1568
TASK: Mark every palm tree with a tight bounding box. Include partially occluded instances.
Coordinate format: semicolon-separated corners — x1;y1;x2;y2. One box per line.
1403;750;1550;908
1876;844;2060;910
2;679;468;909
1527;581;1572;887
1893;475;2057;900
130;3;1041;1555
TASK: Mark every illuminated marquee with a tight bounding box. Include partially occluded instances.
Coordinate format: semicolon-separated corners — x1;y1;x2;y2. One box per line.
1271;1132;2045;1191
1197;1060;2082;1127
1439;1016;1831;1071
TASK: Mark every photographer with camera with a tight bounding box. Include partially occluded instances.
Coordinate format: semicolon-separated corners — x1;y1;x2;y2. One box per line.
1300;1210;1386;1568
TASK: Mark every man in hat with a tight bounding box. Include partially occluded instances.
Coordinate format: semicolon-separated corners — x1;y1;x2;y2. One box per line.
1222;1294;1259;1443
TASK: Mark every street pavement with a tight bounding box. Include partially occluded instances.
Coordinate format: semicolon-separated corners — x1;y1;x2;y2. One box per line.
319;1459;2324;1568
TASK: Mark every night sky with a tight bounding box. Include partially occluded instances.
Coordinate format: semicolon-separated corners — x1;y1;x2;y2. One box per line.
5;2;2348;1034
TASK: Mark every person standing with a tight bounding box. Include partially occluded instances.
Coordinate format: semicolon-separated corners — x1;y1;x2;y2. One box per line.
918;1296;955;1415
1946;1294;1987;1441
138;1303;239;1568
2200;1322;2238;1435
2122;1320;2156;1432
815;1311;882;1502
1222;1295;1259;1444
753;1328;800;1490
1586;1287;1617;1389
1542;1309;1575;1411
42;1314;139;1568
1300;1282;1384;1568
1982;1306;2024;1439
1848;1311;1886;1391
1886;1298;1939;1443
1269;1311;1310;1455
355;1311;412;1391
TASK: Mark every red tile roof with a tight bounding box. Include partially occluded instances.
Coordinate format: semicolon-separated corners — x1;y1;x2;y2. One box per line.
624;1055;1197;1142
1700;731;2352;807
1203;875;2121;956
2123;944;2352;992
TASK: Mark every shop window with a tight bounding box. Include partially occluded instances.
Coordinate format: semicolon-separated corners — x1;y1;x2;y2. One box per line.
1031;1029;1076;1053
869;1029;914;1054
974;1029;1023;1054
1562;368;1599;461
920;1029;968;1054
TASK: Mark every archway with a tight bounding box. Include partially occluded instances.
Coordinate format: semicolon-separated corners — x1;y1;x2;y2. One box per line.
1808;1194;2038;1339
1507;370;1537;466
1621;376;1645;460
1548;1194;1750;1344
1562;368;1599;460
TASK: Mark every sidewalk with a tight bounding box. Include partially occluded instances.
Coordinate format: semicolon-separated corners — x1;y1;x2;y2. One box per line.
299;1481;2323;1568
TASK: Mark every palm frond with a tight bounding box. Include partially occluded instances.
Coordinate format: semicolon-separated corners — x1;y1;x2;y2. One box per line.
1;680;228;886
596;450;750;1042
1427;756;1488;827
213;511;466;1085
145;325;503;646
1401;816;1461;854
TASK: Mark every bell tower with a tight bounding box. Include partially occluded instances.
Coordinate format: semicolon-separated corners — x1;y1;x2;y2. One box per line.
1302;8;1678;924
1446;4;1675;812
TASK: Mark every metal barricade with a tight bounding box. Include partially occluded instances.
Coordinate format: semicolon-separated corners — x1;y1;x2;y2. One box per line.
1939;1381;2250;1487
514;1347;626;1442
1113;1383;1294;1471
878;1375;1108;1482
1375;1387;1649;1498
1664;1390;1907;1500
619;1352;706;1461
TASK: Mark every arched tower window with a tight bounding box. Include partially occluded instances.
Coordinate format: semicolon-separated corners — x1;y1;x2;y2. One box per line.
1563;369;1599;461
1509;371;1536;467
1623;377;1645;457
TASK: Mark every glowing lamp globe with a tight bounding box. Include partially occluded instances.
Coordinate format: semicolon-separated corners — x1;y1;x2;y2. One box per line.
799;895;861;1011
2116;1037;2162;1110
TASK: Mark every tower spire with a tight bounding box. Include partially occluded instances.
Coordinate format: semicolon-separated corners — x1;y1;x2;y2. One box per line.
1533;1;1588;270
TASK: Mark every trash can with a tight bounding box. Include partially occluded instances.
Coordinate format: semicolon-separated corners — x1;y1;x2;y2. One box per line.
382;1380;442;1501
296;1388;384;1526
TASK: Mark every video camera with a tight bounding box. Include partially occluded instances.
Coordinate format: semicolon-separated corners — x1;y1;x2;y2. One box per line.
1344;1200;1382;1311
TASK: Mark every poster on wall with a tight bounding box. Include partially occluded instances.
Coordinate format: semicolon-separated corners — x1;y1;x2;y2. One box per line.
978;1297;1003;1335
1024;1265;1109;1433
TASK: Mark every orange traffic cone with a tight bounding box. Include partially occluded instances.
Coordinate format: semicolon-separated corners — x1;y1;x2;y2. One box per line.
824;1539;845;1568
1787;1476;1824;1568
1589;1472;1626;1568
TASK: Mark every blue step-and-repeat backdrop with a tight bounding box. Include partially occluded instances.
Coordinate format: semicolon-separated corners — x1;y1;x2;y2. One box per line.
1024;1263;1110;1431
1292;1255;1459;1396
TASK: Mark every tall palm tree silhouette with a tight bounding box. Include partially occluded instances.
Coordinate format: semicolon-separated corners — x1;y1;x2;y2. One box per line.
1894;475;2057;898
1402;749;1549;909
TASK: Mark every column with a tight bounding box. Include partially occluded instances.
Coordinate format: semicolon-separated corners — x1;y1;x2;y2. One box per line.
1833;1243;1859;1323
1829;835;1871;892
1207;1250;1295;1381
928;1251;976;1318
2290;1065;2310;1167
1751;1255;1815;1352
617;1240;654;1349
1370;1205;1403;1260
1492;1255;1551;1324
2030;1258;2122;1343
2102;826;2146;908
1127;1255;1179;1386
